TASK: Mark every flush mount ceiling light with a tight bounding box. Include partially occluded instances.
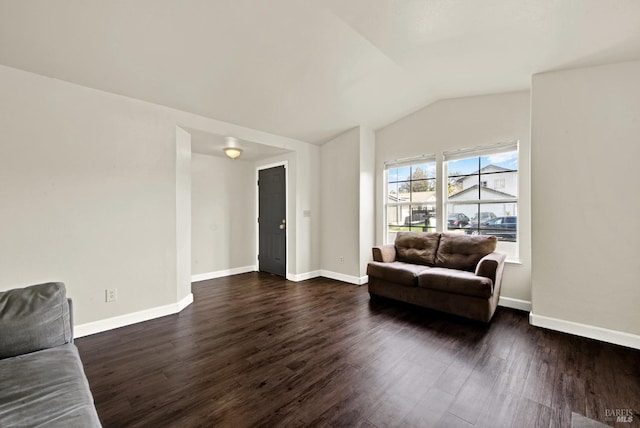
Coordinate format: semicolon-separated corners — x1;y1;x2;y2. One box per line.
223;137;243;160
223;147;242;159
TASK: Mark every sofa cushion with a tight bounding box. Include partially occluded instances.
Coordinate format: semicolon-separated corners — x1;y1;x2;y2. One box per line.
367;261;431;286
418;268;494;299
435;234;497;271
0;343;101;427
395;232;441;266
0;282;71;359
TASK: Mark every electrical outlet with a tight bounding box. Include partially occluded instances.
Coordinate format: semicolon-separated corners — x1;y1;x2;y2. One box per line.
105;288;118;303
339;256;344;264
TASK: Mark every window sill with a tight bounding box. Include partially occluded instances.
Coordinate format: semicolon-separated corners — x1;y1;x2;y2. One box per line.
505;258;522;265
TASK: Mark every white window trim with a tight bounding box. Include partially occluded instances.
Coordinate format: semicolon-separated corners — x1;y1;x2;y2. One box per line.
383;141;520;262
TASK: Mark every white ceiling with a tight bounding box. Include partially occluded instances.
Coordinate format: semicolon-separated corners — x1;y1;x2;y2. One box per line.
188;128;292;161
1;0;640;144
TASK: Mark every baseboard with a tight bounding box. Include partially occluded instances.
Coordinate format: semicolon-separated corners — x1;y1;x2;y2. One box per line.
529;312;640;350
320;270;368;285
191;265;257;283
285;270;367;285
74;293;194;338
287;270;321;282
177;292;194;311
498;296;531;312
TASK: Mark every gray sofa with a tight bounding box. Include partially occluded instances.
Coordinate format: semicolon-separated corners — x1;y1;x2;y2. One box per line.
367;232;506;322
0;282;101;427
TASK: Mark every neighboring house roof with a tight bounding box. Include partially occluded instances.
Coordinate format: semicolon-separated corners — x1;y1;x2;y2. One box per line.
388;191;436;203
451;165;515;183
475;165;514;174
449;184;515;200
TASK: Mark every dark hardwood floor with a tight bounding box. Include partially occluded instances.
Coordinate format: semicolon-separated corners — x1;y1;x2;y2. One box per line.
75;273;640;427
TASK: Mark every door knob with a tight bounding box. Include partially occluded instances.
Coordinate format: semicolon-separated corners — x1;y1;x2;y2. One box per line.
279;219;286;230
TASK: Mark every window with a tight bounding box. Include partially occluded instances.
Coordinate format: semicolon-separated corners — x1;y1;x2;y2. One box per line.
385;156;436;243
445;142;518;259
383;142;519;260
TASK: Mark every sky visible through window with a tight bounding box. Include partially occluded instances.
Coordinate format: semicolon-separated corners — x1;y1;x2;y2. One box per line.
387;162;436;183
448;152;517;176
388;152;516;183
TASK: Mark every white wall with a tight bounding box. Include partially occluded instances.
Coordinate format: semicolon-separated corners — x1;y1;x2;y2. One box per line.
531;60;640;343
319;126;375;283
175;127;192;302
0;64;315;332
293;145;321;277
359;127;376;278
0;65;180;325
320;128;360;277
376;91;532;305
191;153;256;276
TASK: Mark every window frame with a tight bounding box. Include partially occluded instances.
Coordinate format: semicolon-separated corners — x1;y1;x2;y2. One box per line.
382;141;520;261
444;141;519;259
384;155;437;243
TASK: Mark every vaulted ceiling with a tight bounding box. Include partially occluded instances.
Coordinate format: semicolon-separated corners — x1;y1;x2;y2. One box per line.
1;0;640;144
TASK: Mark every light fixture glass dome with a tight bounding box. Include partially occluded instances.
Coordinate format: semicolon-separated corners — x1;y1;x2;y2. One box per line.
223;147;243;159
223;137;242;159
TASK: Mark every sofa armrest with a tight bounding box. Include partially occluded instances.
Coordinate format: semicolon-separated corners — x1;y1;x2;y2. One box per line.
68;298;74;343
474;252;507;286
0;282;72;359
372;244;397;262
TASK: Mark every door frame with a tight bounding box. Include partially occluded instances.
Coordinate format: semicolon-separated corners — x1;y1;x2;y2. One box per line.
256;161;289;278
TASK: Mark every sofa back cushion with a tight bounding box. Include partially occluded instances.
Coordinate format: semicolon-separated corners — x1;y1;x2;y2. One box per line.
395;232;441;266
435;233;497;271
0;282;71;359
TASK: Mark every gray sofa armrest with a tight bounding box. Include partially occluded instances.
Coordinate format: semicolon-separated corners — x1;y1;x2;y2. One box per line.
0;282;72;359
68;298;74;342
474;252;507;287
372;244;397;262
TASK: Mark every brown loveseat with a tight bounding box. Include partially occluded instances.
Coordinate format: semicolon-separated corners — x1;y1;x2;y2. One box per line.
367;232;506;322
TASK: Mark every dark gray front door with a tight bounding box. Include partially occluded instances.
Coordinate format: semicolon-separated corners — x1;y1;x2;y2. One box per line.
258;166;286;276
